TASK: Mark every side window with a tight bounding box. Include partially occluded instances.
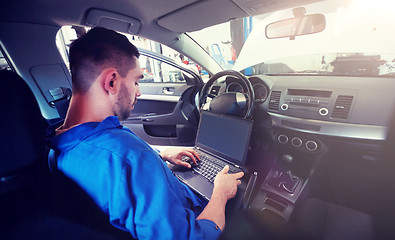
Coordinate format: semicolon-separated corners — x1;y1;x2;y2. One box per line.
56;26;205;84
56;26;79;69
123;36;202;84
139;55;196;84
0;50;11;71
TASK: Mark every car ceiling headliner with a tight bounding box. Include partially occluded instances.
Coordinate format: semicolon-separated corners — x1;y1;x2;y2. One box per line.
1;0;242;31
0;0;320;39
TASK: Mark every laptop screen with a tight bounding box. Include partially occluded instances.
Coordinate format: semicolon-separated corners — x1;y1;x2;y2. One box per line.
196;111;253;166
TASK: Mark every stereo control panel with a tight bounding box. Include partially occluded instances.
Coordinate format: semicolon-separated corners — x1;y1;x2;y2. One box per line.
267;88;357;122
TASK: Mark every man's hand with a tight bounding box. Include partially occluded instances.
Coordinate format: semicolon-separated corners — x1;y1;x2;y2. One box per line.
159;147;200;168
197;165;244;230
213;165;244;201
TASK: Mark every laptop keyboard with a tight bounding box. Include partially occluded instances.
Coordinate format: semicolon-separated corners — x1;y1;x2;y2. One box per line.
187;151;242;183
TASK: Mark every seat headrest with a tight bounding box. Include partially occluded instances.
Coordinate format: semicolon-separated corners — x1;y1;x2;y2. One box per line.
0;70;46;177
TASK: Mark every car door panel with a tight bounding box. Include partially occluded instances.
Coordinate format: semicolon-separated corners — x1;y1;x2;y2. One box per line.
121;49;203;146
122;77;200;146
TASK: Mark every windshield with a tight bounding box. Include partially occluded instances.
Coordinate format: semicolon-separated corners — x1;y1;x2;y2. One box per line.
188;0;395;77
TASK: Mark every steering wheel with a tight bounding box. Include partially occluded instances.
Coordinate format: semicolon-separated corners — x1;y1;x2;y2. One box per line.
199;70;255;119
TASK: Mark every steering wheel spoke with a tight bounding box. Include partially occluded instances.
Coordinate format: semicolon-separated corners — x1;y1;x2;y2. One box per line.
200;70;255;119
207;93;217;99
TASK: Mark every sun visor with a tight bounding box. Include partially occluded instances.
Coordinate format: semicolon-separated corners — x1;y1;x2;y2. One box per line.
158;1;247;32
85;9;141;34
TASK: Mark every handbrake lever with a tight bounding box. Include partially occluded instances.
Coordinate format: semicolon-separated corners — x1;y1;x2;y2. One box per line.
241;171;258;209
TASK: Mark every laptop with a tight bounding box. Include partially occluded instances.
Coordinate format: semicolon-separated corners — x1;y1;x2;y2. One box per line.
169;111;253;200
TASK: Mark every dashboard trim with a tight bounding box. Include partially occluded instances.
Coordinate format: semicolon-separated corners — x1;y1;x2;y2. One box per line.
269;113;387;140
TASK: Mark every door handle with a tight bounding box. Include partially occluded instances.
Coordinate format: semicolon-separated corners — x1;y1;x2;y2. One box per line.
142;118;154;122
162;87;175;95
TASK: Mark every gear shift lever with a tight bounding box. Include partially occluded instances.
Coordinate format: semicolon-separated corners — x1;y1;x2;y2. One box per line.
281;154;293;169
281;170;300;193
267;154;300;194
268;170;299;194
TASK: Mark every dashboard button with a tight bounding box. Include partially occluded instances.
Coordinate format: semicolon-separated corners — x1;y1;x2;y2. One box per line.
306;141;318;151
278;134;289;144
319;108;329;116
291;137;303;147
281;104;289;111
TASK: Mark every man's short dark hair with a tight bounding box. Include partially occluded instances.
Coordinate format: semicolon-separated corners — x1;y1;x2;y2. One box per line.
69;27;140;93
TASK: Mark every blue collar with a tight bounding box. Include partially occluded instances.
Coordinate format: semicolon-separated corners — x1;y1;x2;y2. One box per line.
48;116;122;151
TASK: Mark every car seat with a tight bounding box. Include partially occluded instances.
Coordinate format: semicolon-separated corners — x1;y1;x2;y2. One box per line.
290;109;395;240
46;148;133;239
0;69;49;238
0;70;47;194
0;70;131;239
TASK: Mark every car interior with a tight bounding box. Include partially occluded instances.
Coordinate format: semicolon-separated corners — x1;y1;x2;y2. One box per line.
1;0;395;239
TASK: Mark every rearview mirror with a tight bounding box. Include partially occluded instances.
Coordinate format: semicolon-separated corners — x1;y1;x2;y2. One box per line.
266;14;325;40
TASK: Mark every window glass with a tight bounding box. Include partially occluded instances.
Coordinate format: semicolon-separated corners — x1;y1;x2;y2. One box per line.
56;25;78;69
140;55;195;83
56;26;205;83
189;0;395;78
0;50;11;71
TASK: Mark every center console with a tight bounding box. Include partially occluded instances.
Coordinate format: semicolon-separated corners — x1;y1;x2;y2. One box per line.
249;164;307;220
248;127;327;221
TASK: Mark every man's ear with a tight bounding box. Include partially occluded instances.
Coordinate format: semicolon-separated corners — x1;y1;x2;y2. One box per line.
103;69;119;95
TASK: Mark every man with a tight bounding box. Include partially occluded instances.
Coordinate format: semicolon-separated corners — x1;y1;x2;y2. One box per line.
48;27;243;239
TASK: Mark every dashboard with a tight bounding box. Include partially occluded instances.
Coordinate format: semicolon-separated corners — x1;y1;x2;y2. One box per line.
213;74;394;141
209;73;395;222
225;77;270;104
224;76;271;103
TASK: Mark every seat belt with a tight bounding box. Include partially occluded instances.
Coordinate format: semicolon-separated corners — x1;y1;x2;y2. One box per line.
48;149;59;173
49;87;72;120
47;87;71;174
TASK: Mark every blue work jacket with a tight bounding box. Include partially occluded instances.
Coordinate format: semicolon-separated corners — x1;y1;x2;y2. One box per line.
48;116;221;239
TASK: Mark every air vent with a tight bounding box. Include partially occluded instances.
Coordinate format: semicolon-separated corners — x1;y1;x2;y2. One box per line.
268;91;281;110
209;86;221;96
331;95;353;119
